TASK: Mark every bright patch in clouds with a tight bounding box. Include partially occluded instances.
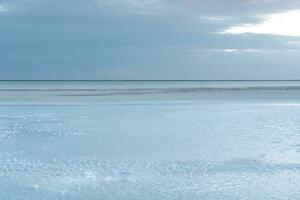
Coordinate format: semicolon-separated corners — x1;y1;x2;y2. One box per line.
0;5;6;12
211;49;298;54
212;49;266;53
202;15;227;21
223;10;300;37
286;40;300;45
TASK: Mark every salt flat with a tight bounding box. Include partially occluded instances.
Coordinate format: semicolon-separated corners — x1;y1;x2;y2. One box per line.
1;81;300;200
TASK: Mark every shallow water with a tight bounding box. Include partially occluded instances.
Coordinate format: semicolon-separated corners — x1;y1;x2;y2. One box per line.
1;81;300;199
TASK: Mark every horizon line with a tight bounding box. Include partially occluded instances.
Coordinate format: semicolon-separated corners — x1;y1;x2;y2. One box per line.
1;79;300;81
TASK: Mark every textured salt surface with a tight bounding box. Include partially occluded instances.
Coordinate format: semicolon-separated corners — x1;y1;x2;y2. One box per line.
1;102;300;199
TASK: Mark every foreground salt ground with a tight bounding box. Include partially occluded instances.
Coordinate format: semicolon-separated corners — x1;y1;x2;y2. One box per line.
1;102;300;199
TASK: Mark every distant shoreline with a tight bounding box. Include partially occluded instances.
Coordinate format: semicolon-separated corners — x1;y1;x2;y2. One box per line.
2;80;300;82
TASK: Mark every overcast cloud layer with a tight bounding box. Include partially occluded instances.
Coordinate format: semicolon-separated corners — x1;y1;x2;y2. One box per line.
1;0;300;80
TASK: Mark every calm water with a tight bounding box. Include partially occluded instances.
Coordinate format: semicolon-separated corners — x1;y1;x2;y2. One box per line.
1;81;300;199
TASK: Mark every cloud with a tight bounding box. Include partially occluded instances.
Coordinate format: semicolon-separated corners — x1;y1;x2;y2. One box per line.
2;0;300;80
97;0;164;15
248;0;272;4
286;40;300;45
201;15;228;22
222;9;300;37
210;49;298;54
0;4;6;12
211;48;266;53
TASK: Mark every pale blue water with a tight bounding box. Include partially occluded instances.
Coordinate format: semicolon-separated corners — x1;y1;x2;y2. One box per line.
1;81;300;199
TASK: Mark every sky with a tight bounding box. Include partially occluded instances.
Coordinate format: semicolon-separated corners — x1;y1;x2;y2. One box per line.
1;0;300;80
